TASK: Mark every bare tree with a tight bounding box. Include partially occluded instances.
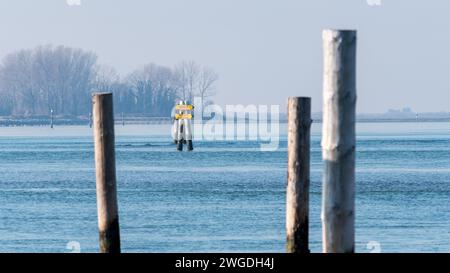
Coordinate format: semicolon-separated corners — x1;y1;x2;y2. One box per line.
0;49;37;116
94;65;120;92
126;63;178;115
31;45;98;115
0;46;217;118
175;61;200;102
197;67;219;109
0;45;97;116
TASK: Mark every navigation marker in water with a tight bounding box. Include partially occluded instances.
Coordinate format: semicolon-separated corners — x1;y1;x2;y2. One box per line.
173;101;194;151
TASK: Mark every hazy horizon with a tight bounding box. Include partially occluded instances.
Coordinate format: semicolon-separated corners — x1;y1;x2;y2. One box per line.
1;0;450;114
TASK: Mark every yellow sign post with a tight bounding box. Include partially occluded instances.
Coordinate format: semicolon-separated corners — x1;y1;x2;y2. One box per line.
175;114;193;120
173;101;194;151
175;105;194;111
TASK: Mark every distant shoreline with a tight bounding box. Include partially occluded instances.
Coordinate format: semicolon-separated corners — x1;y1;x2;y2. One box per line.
1;116;450;127
0;116;172;127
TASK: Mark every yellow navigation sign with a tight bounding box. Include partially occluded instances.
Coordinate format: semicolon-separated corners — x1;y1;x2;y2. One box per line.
175;114;192;120
175;105;194;111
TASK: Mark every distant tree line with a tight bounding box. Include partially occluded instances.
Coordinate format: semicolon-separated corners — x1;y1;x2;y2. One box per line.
0;45;218;117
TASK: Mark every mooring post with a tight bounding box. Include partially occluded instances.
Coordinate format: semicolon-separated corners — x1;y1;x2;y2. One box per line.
89;112;92;128
92;92;121;253
321;29;357;253
121;112;125;126
286;97;311;253
50;109;54;129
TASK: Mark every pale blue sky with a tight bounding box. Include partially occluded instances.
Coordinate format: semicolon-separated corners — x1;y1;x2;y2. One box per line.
0;0;449;113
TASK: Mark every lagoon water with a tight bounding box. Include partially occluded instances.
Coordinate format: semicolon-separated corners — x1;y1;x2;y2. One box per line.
0;122;449;253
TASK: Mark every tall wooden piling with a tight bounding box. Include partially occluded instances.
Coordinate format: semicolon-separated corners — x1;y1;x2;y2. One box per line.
286;97;311;253
50;109;54;129
321;29;357;253
92;92;121;253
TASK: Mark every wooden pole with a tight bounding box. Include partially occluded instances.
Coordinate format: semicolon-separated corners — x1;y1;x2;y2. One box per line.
286;97;311;253
92;92;121;253
50;109;54;129
321;29;357;253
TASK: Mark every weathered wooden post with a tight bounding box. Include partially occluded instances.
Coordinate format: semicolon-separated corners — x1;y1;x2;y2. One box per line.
50;109;54;129
92;92;121;253
89;112;92;128
286;97;311;253
321;29;357;253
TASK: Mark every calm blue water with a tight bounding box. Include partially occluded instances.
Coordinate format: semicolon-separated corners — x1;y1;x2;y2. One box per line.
0;122;449;253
